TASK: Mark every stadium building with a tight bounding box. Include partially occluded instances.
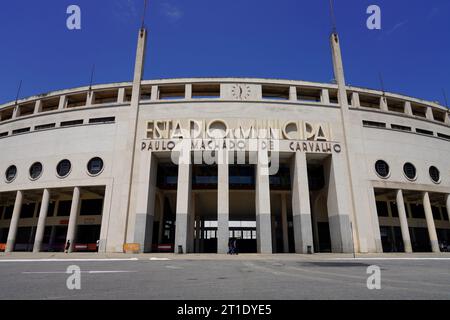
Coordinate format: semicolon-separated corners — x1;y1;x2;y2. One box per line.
0;26;449;255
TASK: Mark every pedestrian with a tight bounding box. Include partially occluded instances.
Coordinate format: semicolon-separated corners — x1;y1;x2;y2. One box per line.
227;238;233;255
232;238;238;255
96;239;100;252
64;240;71;253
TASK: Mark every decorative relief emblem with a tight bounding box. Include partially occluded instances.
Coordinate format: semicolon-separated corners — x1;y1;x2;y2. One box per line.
231;84;251;100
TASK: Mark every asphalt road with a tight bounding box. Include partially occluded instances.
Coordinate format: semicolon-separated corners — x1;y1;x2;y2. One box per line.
0;256;449;300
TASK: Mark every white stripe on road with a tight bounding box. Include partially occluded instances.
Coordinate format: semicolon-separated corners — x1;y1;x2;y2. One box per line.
149;257;171;261
332;257;450;261
0;258;139;263
22;270;136;274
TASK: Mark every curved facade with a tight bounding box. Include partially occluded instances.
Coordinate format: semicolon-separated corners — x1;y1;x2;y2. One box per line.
1;31;449;255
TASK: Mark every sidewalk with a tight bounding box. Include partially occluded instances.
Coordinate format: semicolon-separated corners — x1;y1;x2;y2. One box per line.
0;251;449;261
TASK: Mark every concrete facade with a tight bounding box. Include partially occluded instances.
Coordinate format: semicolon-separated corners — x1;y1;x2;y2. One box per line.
0;29;450;255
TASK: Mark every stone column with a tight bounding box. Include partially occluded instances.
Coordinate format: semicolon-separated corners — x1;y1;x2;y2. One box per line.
175;161;192;254
422;192;440;253
324;156;354;253
217;151;229;254
6;190;23;253
271;213;277;252
255;148;273;254
33;189;50;253
396;189;412;253
66;187;81;253
290;151;314;253
133;154;158;253
281;193;289;253
187;193;196;253
446;194;450;224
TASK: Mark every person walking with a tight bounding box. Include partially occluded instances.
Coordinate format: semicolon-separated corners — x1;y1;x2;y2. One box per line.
232;238;238;255
227;238;233;255
64;240;71;253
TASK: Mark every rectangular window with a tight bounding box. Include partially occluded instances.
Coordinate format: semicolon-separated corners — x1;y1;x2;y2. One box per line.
328;90;339;104
261;85;289;100
88;117;115;124
376;201;389;217
35;123;56;131
297;88;322;103
389;202;399;217
17;103;35;117
61;120;83;127
442;207;449;221
20;203;35;218
411;104;427;118
363;120;386;128
80;199;104;216
416;128;434;136
12;127;31;134
4;206;14;219
57;201;72;217
391;124;411;132
431;206;441;220
192;84;220;99
41;98;60;112
437;133;450;140
410;203;426;219
432;110;446;123
359;94;380;109
66;93;87;108
93;90;118;104
0;108;14;121
386;99;404;113
159;85;185;100
140;86;152;101
0;132;8;137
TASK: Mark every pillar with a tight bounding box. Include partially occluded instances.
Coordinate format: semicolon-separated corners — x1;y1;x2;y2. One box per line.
174;161;192;253
396;189;412;253
5;190;23;252
446;194;450;225
133;154;158;253
255;148;273;253
66;187;80;253
281;193;289;253
290;151;314;254
324;156;354;253
217;152;229;254
33;189;50;253
422;192;440;253
271;213;277;252
187;193;196;253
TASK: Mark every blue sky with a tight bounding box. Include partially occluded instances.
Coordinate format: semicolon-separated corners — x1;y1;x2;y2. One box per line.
0;0;449;105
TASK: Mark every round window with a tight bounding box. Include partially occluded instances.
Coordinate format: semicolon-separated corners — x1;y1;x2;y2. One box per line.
57;159;72;178
29;162;43;180
429;166;440;183
375;160;390;178
5;165;17;182
87;157;104;176
403;162;417;180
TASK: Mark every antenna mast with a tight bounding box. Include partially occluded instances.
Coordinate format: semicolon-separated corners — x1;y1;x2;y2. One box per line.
329;0;337;33
141;0;148;30
88;64;95;94
14;80;22;105
442;88;449;109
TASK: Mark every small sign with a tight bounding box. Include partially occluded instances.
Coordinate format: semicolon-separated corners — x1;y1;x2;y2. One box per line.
123;243;140;253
